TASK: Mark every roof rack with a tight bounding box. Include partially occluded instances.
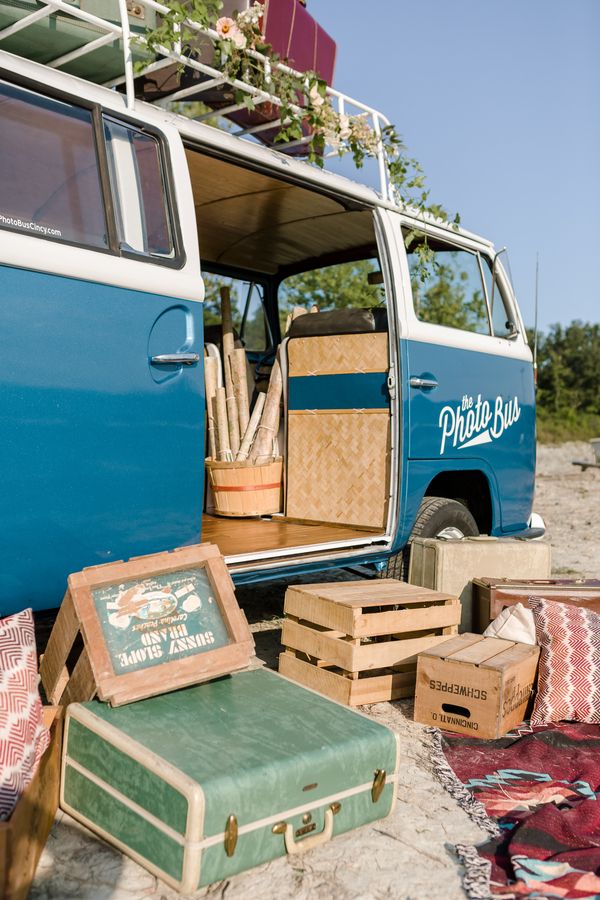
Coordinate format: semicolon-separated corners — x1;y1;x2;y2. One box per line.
0;0;395;201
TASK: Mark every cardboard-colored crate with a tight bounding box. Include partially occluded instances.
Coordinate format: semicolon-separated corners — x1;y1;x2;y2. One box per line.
414;633;540;740
0;708;63;900
279;579;461;706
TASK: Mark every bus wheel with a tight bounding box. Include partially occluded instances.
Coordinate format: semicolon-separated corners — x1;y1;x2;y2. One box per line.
377;496;479;580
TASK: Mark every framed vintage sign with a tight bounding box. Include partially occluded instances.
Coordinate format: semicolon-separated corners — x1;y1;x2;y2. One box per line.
40;544;254;707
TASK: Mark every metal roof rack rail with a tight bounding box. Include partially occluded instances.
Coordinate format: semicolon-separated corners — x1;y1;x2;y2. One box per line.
0;0;395;200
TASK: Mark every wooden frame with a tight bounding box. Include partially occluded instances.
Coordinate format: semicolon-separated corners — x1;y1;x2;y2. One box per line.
40;544;254;707
0;707;63;900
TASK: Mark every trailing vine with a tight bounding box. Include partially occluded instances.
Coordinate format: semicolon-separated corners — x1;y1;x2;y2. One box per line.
135;0;459;269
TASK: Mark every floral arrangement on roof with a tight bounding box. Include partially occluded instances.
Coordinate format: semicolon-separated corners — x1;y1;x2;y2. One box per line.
137;0;459;247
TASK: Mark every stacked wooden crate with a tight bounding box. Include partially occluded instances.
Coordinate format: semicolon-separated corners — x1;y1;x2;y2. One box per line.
279;579;461;706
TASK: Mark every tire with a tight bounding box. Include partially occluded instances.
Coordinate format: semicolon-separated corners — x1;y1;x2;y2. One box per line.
378;496;479;580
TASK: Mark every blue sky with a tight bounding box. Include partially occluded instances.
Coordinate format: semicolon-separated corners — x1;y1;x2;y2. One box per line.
308;0;599;331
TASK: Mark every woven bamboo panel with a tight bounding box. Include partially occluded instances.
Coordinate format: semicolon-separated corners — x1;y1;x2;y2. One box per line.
287;332;388;376
286;410;390;528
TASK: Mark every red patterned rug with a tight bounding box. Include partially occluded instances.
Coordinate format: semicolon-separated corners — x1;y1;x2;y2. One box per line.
431;723;600;899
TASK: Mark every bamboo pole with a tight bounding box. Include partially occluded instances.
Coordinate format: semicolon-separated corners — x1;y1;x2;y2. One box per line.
250;359;282;464
236;392;265;461
220;285;240;455
204;356;218;460
220;285;235;360
285;305;308;334
231;347;250;437
224;363;240;456
215;387;233;461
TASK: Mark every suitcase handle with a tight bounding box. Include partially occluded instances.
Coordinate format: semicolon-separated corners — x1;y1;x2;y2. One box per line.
279;804;337;855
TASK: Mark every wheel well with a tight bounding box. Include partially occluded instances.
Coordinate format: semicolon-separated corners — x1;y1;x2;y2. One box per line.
425;471;492;534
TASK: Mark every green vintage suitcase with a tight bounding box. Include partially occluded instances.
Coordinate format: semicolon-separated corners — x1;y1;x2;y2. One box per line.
61;668;399;892
0;0;154;84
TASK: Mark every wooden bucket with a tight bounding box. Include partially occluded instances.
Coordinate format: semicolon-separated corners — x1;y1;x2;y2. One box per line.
205;458;283;517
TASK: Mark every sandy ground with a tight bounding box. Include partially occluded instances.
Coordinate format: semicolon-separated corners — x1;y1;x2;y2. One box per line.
31;442;600;900
534;442;600;578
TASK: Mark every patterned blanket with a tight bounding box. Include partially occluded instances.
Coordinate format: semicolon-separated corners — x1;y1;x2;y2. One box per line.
432;723;600;899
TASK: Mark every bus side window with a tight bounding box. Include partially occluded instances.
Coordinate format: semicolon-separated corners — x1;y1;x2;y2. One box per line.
0;80;108;249
480;258;514;338
407;240;490;335
103;118;174;260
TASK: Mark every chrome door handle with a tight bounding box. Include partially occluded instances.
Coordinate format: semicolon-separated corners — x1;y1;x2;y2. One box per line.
409;376;438;390
151;353;199;366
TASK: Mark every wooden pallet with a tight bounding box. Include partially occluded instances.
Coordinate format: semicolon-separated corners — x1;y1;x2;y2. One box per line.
278;580;460;706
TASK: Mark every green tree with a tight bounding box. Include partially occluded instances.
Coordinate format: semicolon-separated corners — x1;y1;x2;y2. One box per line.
410;262;487;332
279;259;384;332
536;321;600;416
202;272;267;349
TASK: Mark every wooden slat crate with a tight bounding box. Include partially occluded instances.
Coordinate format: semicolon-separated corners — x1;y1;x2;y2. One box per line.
278;580;461;706
413;633;540;739
0;708;63;900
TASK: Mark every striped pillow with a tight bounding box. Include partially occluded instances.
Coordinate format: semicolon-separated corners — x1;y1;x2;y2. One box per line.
530;597;600;725
0;608;50;820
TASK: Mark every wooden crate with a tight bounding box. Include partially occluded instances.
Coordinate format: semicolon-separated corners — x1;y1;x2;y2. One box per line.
278;580;461;706
0;708;62;900
414;633;540;739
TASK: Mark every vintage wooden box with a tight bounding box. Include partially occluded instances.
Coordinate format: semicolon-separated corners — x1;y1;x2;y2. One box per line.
408;536;552;632
61;668;399;893
414;633;540;740
279;579;461;705
0;708;62;900
40;544;254;707
473;577;600;632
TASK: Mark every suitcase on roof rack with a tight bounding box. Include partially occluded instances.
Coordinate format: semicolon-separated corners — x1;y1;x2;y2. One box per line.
0;0;154;84
136;0;336;155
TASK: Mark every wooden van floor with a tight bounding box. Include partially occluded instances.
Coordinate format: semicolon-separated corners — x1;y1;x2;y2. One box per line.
201;514;380;558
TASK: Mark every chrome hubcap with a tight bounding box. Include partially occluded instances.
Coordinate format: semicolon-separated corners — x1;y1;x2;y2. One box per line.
436;525;465;541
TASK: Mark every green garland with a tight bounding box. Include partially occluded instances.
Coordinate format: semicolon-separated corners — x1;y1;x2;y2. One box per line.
135;0;459;262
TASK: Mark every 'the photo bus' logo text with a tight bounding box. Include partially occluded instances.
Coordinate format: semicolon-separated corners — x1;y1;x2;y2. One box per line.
439;393;521;455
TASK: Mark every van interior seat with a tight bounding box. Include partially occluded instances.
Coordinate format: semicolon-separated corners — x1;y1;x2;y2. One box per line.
287;306;388;338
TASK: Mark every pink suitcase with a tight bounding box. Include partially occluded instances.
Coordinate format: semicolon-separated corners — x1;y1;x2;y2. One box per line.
136;0;336;154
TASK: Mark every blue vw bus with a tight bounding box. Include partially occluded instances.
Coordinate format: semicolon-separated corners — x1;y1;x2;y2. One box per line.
0;21;539;616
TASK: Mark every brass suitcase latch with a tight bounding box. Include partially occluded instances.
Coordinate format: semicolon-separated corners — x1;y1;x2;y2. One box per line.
371;768;386;803
224;814;238;857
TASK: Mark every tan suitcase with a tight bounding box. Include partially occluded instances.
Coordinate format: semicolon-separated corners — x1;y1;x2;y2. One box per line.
408;536;552;632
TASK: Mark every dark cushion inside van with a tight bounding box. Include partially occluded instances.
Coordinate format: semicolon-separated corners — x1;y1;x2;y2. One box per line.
288;307;388;337
204;323;244;351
